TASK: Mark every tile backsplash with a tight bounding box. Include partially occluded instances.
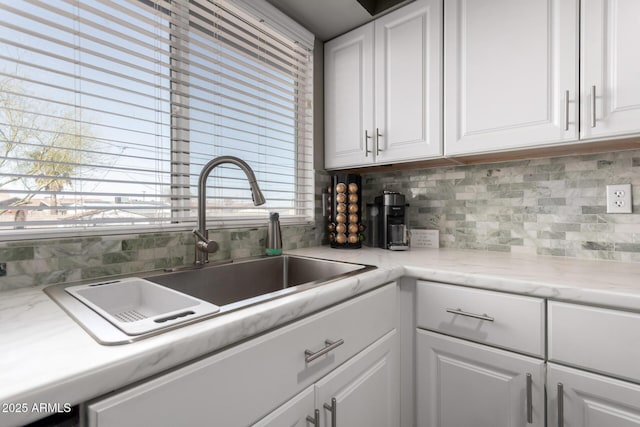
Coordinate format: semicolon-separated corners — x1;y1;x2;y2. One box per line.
364;149;640;262
2;150;640;291
0;224;323;292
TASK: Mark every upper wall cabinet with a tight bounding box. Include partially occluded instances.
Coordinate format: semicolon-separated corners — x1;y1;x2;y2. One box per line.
444;0;579;156
580;0;640;140
324;0;443;169
324;23;374;169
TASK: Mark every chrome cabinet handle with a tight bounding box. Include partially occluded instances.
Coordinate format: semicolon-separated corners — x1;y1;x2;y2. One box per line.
446;308;495;322
375;128;383;155
564;90;570;131
306;409;320;427
305;339;344;363
324;398;337;427
591;85;597;128
364;130;372;157
526;373;533;424
557;383;564;427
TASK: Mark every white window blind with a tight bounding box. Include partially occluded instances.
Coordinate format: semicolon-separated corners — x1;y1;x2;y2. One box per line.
0;0;314;236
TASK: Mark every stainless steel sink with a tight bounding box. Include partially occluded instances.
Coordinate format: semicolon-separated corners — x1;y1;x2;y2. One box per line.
45;255;375;345
145;255;371;310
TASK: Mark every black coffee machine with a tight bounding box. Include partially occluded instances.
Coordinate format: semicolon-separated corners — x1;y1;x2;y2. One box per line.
373;191;409;251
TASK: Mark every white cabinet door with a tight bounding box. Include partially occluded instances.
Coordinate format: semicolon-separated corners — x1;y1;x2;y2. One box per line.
252;386;316;427
580;0;640;140
416;329;545;427
324;24;374;169
547;363;640;427
324;0;442;169
374;0;443;162
315;329;399;427
444;0;578;155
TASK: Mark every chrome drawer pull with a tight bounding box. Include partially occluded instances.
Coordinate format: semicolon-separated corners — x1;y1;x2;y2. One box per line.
306;409;320;427
305;339;344;363
364;130;372;156
526;373;533;424
376;128;383;155
591;85;597;128
324;397;337;427
557;383;564;427
564;90;570;131
446;308;495;322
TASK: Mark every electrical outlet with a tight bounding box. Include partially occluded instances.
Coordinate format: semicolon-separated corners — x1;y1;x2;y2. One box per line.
0;263;6;277
606;184;633;214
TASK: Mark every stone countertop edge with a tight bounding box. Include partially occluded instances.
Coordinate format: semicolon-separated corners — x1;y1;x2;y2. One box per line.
2;247;640;426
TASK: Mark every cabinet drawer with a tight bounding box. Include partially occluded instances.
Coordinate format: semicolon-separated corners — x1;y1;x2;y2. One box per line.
416;281;545;357
549;301;640;383
85;283;397;427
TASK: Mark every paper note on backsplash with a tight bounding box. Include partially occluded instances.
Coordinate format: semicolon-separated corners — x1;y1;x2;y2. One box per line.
410;229;439;248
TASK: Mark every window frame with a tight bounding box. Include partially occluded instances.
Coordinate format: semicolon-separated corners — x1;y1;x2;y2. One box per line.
0;0;315;241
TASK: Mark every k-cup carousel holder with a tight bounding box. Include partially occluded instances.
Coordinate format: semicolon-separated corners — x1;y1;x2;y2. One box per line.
327;174;364;249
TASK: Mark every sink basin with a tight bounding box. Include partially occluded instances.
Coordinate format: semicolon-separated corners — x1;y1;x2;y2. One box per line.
44;255;375;345
145;255;372;310
65;278;220;335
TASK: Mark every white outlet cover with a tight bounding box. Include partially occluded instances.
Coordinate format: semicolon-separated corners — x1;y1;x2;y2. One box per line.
606;184;633;214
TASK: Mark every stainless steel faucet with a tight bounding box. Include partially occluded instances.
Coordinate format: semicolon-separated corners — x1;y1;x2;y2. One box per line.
193;156;266;265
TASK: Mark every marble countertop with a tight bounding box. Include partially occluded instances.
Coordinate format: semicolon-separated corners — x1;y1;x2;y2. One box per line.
290;246;640;310
2;247;640;426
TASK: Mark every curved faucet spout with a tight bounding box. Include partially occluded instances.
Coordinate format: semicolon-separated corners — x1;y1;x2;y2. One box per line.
194;155;266;265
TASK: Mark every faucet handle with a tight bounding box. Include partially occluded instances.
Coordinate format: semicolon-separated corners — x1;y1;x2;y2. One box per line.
196;239;219;253
193;228;219;254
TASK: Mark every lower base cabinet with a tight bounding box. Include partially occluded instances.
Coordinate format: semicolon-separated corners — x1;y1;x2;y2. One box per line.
83;283;398;427
76;277;640;427
416;329;545;427
415;284;640;427
547;363;640;427
254;329;399;427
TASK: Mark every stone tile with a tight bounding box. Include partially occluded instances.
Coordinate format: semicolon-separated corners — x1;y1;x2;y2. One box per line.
0;246;34;262
582;241;614;251
615;243;640;253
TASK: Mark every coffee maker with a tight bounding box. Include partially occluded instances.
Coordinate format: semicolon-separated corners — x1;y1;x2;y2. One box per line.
374;191;409;251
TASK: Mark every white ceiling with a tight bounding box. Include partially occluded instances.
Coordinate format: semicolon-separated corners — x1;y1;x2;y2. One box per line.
266;0;412;41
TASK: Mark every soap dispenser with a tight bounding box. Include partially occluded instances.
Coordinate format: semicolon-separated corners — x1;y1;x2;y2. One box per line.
266;212;282;256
